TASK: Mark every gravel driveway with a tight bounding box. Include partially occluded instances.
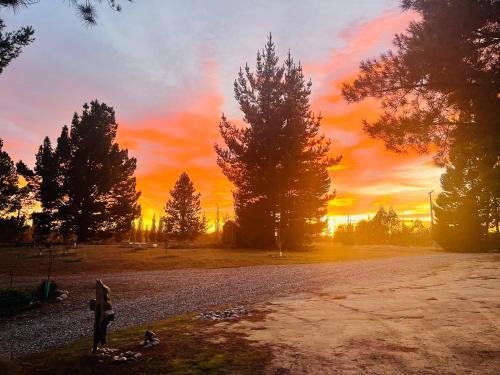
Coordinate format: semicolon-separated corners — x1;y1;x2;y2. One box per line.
0;253;486;356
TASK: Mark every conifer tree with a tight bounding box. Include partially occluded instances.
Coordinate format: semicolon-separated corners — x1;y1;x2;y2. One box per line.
129;220;136;243
150;213;157;243
0;139;31;242
55;101;141;241
215;35;340;248
0;18;34;75
0;138;20;216
156;216;165;243
32;137;59;242
434;141;498;251
164;172;205;240
137;216;144;243
342;0;499;167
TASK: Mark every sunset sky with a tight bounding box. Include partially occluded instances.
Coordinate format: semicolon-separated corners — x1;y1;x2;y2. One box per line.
0;0;441;230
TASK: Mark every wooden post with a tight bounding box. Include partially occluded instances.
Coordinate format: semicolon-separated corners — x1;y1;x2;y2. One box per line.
91;279;113;355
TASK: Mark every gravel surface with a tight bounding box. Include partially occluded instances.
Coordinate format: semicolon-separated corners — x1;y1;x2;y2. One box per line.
0;253;481;356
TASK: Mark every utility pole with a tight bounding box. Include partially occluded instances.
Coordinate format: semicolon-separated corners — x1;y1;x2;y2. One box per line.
428;190;434;230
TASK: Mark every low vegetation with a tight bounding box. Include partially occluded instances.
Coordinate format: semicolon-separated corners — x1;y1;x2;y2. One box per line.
0;313;273;375
334;207;432;246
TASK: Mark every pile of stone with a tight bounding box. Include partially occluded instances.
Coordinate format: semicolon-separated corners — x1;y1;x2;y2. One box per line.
142;330;160;348
94;347;142;363
194;306;249;321
54;289;69;302
112;350;142;363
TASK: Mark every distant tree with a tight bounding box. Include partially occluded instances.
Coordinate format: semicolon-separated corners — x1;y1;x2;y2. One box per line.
156;215;165;243
371;207;390;243
215;205;220;239
354;219;374;245
136;216;144;243
144;224;150;243
408;219;431;246
0;139;31;242
0;18;34;74
56;101;141;241
0;138;20;216
129;220;136;242
53;125;73;241
150;213;157;243
386;207;401;236
164;172;205;240
334;222;355;245
215;35;340;248
342;0;499;167
31;137;59;243
353;207;408;245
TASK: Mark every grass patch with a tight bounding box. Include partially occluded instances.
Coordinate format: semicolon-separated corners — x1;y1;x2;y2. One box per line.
3;314;273;375
0;241;439;278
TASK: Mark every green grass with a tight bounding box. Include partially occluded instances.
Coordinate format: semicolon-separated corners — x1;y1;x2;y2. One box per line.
1;313;272;375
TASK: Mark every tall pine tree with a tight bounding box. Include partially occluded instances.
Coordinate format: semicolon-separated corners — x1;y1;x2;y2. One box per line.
54;101;141;241
0;138;20;216
215;35;340;248
434;141;499;251
32;137;59;242
164;172;205;240
150;213;157;243
0;139;33;242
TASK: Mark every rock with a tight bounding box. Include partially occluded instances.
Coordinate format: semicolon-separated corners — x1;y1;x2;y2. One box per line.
143;330;160;348
55;296;63;302
194;306;249;321
134;353;142;359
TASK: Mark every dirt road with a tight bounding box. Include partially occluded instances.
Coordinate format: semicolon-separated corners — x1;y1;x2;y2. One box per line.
229;253;500;374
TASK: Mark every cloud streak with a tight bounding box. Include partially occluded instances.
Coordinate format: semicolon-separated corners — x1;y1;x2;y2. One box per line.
0;1;440;227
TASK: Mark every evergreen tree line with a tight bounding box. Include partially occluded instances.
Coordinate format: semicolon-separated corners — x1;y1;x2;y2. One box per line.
3;0;499;252
0;108;208;246
0;101;141;245
334;207;432;246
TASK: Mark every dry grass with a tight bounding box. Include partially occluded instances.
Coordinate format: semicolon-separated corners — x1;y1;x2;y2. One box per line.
0;240;439;278
0;313;273;375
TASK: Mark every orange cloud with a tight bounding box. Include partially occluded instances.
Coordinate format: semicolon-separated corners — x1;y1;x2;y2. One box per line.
310;9;439;223
120;9;439;229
